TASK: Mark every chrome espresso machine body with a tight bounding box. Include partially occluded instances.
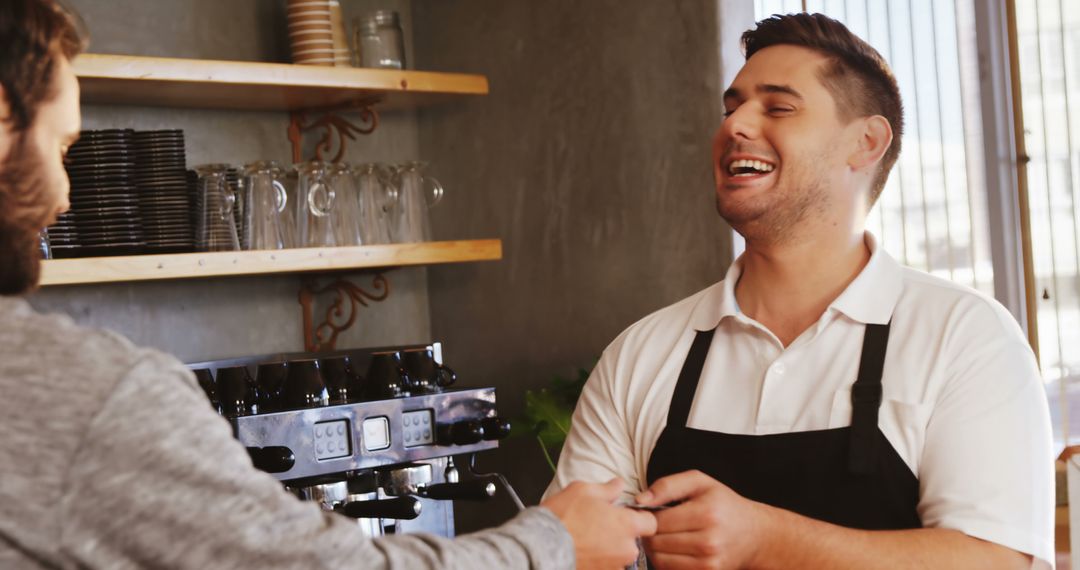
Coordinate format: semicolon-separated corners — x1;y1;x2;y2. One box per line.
188;342;511;539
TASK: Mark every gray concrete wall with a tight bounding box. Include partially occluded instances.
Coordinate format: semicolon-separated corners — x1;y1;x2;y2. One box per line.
31;0;432;361
414;1;736;531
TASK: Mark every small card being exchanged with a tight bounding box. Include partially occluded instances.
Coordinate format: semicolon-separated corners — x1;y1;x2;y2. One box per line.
620;500;682;512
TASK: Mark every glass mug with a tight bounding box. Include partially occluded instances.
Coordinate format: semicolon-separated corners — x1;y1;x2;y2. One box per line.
281;170;300;249
354;163;394;245
38;229;51;259
195;164;241;251
295;160;338;247
328;163;365;246
241;160;289;250
390;161;444;243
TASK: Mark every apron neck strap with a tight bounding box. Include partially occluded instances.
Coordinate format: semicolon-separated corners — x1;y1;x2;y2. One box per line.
848;321;891;474
667;328;715;428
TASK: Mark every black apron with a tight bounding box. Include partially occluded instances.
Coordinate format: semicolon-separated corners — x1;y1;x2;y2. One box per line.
645;322;922;530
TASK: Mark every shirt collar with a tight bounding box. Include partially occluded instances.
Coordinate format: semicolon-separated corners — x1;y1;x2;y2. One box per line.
690;256;744;331
828;232;903;324
689;232;902;331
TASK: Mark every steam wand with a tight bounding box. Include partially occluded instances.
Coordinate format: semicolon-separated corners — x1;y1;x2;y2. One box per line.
465;454;526;512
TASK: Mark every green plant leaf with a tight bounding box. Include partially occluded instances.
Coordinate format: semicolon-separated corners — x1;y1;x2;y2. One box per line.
522;388;574;450
515;364;593;474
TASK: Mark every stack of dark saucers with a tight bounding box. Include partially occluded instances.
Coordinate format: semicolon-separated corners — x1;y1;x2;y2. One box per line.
133;130;193;253
45;213;78;255
54;129;145;258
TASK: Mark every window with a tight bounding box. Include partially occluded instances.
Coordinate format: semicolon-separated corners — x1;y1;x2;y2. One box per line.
1014;0;1080;450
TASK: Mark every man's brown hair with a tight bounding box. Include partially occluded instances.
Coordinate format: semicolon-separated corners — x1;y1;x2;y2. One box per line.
0;0;85;295
0;0;85;132
742;13;903;204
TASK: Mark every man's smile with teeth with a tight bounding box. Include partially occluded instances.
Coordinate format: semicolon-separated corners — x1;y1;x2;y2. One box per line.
727;159;776;177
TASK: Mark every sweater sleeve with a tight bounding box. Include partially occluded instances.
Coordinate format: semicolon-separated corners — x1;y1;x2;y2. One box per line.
58;352;575;570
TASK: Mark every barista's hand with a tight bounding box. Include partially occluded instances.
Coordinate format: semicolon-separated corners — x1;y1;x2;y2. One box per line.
636;470;768;570
542;478;657;570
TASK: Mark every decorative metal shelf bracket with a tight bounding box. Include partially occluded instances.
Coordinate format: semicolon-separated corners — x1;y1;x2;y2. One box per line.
299;272;391;352
288;96;381;164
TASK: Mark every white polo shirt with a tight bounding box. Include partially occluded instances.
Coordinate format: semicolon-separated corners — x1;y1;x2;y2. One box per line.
546;233;1054;568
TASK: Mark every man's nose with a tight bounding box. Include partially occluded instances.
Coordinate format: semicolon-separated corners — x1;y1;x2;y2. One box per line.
719;105;760;142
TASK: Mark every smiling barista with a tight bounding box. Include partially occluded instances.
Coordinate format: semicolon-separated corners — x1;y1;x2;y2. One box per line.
545;13;1053;570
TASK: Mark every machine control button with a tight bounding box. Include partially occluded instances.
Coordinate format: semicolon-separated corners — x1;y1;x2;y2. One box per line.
314;419;352;460
480;417;512;440
362;416;391;451
440;419;484;446
402;410;435;448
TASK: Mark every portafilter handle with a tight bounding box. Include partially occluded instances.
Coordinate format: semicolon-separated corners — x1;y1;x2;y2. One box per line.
334;496;422;520
419;478;497;501
246;446;295;474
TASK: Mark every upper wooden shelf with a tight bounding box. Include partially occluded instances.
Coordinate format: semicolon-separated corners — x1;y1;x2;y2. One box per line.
73;54;489;112
39;239;501;286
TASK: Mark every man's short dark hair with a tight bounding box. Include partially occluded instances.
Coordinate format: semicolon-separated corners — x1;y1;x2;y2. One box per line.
0;0;85;133
742;13;903;204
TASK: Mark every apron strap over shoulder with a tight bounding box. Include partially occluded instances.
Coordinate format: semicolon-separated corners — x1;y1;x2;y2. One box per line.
848;321;891;475
667;329;716;428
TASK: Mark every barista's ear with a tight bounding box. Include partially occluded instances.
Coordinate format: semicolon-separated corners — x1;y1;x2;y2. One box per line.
848;115;892;172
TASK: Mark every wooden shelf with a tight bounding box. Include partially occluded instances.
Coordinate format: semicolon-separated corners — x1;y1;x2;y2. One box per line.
39;239;502;286
73;54;489;112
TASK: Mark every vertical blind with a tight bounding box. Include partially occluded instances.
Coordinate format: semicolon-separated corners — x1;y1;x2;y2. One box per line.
752;0;1080;449
1014;0;1080;448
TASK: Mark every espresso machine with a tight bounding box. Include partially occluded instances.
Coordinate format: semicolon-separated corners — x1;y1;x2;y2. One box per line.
188;342;513;539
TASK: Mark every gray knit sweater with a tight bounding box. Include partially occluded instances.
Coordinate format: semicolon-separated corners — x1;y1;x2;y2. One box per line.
0;296;574;569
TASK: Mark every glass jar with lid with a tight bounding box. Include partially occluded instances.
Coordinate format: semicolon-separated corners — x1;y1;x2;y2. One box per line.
354;10;406;69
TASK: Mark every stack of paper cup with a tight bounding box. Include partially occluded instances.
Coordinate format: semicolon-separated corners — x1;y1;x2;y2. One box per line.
287;0;346;66
328;0;351;67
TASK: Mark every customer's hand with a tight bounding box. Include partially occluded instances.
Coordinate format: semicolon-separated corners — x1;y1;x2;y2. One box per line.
542;479;657;570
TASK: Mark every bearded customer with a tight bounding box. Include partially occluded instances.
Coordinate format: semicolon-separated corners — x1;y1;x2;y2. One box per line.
0;1;656;568
546;13;1053;570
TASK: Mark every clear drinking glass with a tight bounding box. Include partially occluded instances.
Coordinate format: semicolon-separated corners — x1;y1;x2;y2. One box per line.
195;164;241;251
390;161;444;243
241;160;289;250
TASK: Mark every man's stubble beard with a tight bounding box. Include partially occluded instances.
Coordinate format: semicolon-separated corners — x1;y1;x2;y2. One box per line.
715;153;833;248
0;134;51;296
